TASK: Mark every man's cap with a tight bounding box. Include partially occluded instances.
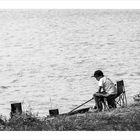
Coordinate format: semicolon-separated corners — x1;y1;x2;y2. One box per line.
91;70;104;77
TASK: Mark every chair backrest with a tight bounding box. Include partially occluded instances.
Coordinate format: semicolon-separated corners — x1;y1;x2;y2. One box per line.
116;80;125;97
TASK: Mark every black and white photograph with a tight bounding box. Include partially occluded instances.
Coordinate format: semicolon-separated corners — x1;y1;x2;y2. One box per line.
0;1;139;136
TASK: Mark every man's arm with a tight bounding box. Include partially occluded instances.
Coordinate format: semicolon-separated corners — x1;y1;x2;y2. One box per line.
98;86;102;93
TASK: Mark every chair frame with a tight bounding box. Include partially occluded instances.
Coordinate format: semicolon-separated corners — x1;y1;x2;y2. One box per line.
101;80;127;111
115;80;127;107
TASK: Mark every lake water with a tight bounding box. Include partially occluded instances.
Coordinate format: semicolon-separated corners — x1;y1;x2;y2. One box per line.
0;10;140;117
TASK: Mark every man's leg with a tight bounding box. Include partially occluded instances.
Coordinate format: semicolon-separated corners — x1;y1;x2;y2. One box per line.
107;95;117;108
93;94;103;111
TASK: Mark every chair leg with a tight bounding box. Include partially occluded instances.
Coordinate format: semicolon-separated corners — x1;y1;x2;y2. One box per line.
124;93;127;106
122;93;127;106
121;95;125;106
116;93;127;107
119;95;123;106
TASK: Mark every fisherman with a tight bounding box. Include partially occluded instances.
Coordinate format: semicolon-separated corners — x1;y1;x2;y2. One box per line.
91;70;117;112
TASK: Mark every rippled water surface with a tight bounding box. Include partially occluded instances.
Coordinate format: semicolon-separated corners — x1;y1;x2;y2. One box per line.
0;10;140;117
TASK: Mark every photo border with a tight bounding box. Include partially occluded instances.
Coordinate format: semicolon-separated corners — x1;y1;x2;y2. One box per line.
0;0;139;140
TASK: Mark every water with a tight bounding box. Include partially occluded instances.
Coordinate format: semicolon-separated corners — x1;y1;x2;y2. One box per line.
0;9;140;117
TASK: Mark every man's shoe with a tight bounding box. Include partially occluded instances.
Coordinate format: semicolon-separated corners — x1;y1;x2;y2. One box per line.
93;106;97;109
88;107;99;113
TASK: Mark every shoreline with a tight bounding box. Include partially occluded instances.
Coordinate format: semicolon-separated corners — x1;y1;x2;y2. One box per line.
0;101;139;131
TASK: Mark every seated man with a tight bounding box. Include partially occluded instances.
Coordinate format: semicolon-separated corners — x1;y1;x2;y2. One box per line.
91;70;117;111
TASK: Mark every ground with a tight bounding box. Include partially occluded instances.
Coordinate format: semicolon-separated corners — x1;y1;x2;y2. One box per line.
0;101;140;131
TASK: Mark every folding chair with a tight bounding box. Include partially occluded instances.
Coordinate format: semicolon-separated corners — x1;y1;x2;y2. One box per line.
101;80;127;111
115;80;127;107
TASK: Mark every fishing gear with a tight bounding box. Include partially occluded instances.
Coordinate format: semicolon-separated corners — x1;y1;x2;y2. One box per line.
68;97;94;114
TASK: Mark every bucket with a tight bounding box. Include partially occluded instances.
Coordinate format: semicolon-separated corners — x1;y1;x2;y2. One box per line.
133;94;140;101
49;109;59;116
10;102;22;117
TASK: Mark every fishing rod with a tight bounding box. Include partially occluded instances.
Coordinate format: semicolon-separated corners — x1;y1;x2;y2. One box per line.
68;97;94;114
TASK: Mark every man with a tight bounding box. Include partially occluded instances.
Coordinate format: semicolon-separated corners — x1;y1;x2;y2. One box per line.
91;70;117;111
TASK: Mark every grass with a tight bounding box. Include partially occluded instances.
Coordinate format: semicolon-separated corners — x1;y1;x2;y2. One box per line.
0;102;140;131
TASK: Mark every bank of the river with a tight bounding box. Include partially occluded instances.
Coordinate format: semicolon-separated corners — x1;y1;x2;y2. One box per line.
0;101;140;131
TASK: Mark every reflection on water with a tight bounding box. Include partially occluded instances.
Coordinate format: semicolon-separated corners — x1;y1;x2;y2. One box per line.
0;10;140;117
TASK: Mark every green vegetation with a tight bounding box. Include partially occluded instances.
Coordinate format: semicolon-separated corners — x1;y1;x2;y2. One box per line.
0;102;140;131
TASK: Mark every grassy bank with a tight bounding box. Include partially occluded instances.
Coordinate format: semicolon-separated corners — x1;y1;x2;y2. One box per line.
0;102;140;131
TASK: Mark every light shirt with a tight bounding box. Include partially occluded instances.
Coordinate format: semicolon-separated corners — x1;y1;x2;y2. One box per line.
98;76;117;95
